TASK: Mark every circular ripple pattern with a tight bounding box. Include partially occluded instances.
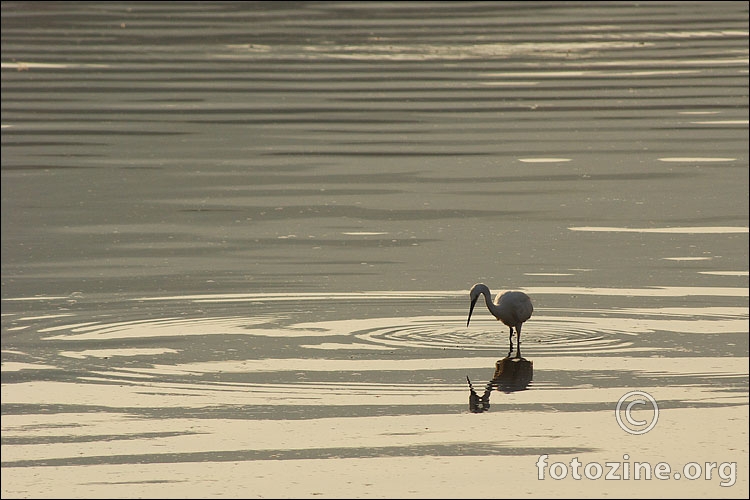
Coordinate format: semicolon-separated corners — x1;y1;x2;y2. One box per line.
355;316;640;354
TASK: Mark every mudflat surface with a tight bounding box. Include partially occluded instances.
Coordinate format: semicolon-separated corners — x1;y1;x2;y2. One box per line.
2;2;748;497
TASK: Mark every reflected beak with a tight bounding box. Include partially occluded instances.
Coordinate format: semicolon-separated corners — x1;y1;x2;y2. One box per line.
467;297;477;327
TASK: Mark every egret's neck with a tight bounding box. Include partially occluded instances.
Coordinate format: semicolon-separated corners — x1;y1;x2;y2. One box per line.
479;286;500;318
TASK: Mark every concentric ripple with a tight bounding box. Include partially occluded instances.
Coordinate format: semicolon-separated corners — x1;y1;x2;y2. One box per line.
353;315;639;354
38;315;285;341
31;305;747;357
346;307;747;354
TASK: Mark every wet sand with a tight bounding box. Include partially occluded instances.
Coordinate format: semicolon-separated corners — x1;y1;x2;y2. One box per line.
1;2;748;498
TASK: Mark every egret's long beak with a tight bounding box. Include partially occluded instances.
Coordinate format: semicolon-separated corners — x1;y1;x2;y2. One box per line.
467;297;478;327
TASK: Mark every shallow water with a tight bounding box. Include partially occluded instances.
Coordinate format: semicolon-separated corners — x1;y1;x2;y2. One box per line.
1;2;748;498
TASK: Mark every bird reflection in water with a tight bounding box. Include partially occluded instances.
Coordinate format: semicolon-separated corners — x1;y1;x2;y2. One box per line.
466;282;534;412
467;356;533;413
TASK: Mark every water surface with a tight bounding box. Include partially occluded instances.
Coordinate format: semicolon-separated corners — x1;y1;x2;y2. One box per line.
2;2;748;498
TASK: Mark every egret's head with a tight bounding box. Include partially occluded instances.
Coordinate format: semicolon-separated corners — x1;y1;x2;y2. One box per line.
467;283;486;327
469;283;485;302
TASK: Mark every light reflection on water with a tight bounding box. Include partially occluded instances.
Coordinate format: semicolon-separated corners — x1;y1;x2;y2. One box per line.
2;287;748;495
3;288;747;376
1;1;748;496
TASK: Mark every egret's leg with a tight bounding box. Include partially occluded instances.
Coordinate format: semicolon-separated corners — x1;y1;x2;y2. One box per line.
515;323;523;358
508;327;514;356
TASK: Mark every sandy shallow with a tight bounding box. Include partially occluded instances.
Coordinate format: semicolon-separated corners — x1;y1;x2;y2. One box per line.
2;1;748;498
2;348;748;497
2;407;747;497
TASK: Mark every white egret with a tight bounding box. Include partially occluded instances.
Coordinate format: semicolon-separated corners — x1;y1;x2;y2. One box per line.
467;283;533;358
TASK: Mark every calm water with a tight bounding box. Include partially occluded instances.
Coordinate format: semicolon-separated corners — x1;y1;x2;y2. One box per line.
2;2;748;497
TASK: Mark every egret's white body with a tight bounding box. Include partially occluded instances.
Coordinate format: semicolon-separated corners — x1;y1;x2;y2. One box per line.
467;283;533;358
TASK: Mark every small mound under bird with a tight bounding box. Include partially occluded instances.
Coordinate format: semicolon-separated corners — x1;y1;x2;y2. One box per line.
466;283;533;358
